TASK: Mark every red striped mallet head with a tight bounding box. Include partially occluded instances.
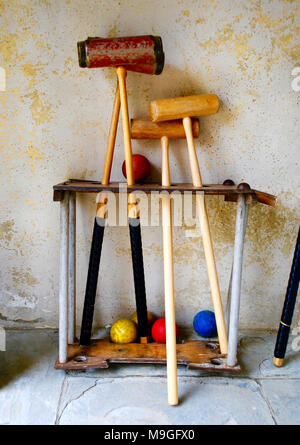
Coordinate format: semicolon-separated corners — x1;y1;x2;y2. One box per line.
77;35;164;75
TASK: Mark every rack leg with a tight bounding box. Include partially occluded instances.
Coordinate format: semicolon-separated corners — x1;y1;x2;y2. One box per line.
225;268;233;330
225;199;249;330
59;192;69;363
227;195;249;366
68;192;76;344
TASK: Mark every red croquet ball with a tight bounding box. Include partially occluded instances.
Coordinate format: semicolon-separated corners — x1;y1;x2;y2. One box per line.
122;154;151;182
151;317;179;343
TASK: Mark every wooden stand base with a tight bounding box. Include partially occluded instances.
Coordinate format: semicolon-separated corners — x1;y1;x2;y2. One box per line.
54;339;240;373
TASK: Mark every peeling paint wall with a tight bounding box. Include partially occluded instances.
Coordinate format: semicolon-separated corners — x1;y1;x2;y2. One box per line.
0;0;299;330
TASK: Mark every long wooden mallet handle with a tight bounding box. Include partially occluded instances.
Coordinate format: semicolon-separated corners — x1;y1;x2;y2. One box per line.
130;117;201;406
117;66;149;343
101;82;121;186
183;116;228;354
80;83;121;346
161;135;178;405
116;67;134;186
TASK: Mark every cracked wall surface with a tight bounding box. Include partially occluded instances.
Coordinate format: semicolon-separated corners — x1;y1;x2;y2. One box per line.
0;0;299;330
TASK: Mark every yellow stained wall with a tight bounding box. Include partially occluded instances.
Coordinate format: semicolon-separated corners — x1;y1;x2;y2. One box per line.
0;0;299;330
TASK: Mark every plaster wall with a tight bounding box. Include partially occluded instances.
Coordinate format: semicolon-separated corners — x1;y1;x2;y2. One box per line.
0;0;299;330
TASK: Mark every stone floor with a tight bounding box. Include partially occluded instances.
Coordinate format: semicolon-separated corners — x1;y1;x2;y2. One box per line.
0;329;299;425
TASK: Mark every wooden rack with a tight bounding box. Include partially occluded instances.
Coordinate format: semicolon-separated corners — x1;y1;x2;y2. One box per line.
53;179;276;373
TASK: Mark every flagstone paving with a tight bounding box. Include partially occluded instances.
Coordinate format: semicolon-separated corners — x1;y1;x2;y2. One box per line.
0;329;299;425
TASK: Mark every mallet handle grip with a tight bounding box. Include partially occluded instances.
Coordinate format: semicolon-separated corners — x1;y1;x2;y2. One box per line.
183;117;228;355
161;136;178;405
80;217;105;345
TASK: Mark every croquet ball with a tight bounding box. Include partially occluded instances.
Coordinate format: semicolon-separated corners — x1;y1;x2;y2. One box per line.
151;317;179;343
193;310;217;338
122;154;151;182
110;318;138;344
237;182;251;191
223;179;235;186
130;311;154;327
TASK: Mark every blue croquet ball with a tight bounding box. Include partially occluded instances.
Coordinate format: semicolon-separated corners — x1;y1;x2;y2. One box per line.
193;310;217;338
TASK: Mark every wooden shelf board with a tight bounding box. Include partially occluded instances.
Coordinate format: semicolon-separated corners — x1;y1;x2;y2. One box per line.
54;338;240;373
53;179;276;207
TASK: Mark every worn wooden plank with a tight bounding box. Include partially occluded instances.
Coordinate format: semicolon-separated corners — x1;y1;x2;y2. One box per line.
52;179;276;207
53;190;64;202
252;189;277;207
54;339;240;373
225;189;276;207
54;180;247;193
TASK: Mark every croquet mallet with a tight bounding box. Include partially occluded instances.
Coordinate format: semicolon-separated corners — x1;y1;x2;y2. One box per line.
131;118;200;405
149;94;228;354
78;36;164;345
274;225;300;367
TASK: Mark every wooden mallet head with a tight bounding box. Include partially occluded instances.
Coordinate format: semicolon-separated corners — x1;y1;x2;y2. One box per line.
131;118;200;140
149;94;220;122
77;35;164;75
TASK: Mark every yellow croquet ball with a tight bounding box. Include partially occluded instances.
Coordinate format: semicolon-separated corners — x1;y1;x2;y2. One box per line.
110;318;138;344
130;311;154;327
